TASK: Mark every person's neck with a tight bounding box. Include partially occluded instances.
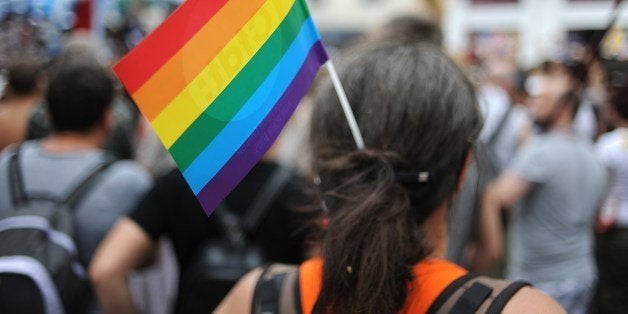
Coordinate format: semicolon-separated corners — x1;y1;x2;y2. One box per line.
423;203;448;260
1;94;40;106
41;131;105;153
550;119;573;134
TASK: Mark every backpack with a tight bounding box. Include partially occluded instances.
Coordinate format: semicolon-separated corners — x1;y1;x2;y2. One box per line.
0;146;111;314
251;264;530;314
176;165;294;313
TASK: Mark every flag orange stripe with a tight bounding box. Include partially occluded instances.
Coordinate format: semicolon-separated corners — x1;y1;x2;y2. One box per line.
131;0;267;121
113;0;229;93
146;0;295;149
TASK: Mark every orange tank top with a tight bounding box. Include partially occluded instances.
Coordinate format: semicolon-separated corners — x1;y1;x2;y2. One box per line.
298;258;467;313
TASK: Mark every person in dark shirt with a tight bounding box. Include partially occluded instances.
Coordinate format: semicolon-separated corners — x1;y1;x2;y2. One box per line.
89;163;311;314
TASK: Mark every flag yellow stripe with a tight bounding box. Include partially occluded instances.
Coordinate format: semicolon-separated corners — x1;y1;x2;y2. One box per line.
150;0;295;148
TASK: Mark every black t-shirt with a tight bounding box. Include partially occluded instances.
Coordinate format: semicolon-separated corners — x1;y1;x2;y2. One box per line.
129;162;311;272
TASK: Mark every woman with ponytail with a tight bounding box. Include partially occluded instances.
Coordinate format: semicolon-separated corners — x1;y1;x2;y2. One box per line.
217;42;563;313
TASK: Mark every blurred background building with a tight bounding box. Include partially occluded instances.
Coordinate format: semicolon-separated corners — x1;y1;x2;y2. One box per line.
309;0;628;67
1;0;628;86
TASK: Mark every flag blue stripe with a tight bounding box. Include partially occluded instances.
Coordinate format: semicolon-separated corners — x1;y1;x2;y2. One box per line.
183;18;320;194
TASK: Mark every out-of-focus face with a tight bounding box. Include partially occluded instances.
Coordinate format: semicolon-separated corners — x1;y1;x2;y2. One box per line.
526;71;571;129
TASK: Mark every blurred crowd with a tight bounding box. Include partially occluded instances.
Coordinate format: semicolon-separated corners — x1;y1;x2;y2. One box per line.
0;2;627;314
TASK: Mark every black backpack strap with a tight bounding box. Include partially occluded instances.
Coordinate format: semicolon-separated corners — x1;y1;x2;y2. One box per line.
429;275;531;314
485;281;530;313
242;165;294;234
213;202;247;248
214;165;294;247
7;145;58;204
61;156;114;210
450;282;494;313
428;273;479;314
7;145;27;207
251;264;301;314
7;145;113;209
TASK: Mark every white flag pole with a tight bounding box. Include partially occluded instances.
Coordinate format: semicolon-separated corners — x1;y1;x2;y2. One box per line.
325;61;365;149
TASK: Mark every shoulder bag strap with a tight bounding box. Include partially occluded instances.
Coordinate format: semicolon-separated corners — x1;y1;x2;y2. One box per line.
488;104;514;147
214;165;294;247
485;281;531;313
8;147;113;210
450;281;494;314
242;165;294;234
61;156;114;210
430;274;531;314
251;264;301;314
8;145;27;207
427;273;478;314
213;202;247;248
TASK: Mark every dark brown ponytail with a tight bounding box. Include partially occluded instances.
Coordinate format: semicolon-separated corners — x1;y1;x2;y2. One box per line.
313;149;431;313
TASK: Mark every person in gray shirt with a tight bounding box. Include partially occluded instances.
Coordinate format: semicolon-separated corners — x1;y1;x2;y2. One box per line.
0;64;151;267
480;66;607;314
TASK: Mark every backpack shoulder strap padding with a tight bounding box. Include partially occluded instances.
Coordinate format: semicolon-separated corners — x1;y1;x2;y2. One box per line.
430;275;530;314
450;281;494;314
427;273;479;314
485;280;531;313
251;263;301;314
9;145;64;206
8;145;26;207
62;158;113;209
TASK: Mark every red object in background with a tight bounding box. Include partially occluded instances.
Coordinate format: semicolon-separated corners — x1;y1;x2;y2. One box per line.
74;0;92;30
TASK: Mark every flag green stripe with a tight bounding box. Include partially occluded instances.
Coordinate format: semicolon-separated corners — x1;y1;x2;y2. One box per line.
169;1;309;170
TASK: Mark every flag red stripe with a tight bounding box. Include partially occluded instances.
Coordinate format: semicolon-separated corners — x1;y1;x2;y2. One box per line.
113;0;229;93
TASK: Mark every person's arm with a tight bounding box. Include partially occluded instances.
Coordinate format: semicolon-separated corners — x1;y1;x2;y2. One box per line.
504;286;565;313
475;171;530;271
89;217;156;314
517;118;533;148
595;140;617;232
214;268;264;314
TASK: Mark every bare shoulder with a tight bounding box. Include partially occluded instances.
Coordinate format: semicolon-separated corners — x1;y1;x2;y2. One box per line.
214;268;264;314
502;286;565;314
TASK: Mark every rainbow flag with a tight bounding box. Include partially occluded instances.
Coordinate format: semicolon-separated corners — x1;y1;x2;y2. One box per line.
114;0;328;215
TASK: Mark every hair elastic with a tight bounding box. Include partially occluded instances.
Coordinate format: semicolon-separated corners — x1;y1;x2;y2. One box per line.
395;171;430;184
320;198;332;229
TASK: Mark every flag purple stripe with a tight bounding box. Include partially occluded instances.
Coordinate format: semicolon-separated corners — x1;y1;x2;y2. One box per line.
195;42;327;215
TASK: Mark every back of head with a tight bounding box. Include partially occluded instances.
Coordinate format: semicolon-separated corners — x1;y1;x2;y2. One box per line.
605;62;628;122
564;60;588;88
365;15;443;46
484;57;517;92
6;59;43;96
309;42;482;313
46;64;114;133
608;85;628;121
527;61;575;130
